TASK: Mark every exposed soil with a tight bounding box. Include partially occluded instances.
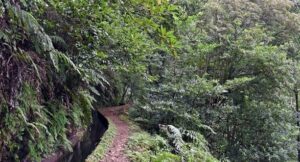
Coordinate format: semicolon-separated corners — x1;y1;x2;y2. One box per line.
99;104;131;162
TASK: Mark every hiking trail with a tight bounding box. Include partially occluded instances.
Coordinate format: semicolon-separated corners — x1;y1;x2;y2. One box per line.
99;104;131;162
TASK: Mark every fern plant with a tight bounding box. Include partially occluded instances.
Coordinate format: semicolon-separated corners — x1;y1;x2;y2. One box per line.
158;124;218;162
6;3;81;77
0;2;94;161
7;4;53;53
72;90;95;125
50;50;81;74
159;124;184;153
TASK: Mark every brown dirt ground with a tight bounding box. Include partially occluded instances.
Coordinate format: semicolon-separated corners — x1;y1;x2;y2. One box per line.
99;104;131;162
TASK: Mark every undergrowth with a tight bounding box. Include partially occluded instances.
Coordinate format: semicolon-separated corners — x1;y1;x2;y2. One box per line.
126;131;181;162
0;83;94;161
125;114;218;162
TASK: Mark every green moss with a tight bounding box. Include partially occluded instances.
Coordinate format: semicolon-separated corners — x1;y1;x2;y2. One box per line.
85;119;117;162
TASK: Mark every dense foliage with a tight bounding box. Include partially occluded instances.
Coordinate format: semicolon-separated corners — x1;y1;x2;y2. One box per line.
1;0;300;161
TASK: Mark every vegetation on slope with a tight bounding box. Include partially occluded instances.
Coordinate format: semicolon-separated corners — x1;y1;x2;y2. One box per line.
125;116;217;162
1;0;300;161
0;1;94;161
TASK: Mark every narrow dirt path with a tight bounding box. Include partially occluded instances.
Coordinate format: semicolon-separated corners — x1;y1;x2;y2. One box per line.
99;104;131;162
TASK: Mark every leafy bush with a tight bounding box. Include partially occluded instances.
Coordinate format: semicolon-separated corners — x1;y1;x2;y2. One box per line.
126;131;176;162
126;126;217;162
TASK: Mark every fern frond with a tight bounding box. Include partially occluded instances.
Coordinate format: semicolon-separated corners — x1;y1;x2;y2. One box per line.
16;106;43;137
8;5;54;53
56;51;81;74
49;51;59;71
50;50;81;75
88;85;101;96
82;69;110;88
159;124;184;153
199;124;216;135
27;54;42;81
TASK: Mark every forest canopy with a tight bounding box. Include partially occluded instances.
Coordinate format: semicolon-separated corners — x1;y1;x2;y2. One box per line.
1;0;300;161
